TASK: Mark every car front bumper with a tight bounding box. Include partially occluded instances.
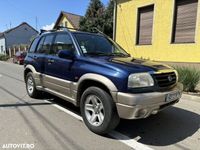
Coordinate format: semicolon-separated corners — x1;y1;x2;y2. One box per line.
116;83;183;119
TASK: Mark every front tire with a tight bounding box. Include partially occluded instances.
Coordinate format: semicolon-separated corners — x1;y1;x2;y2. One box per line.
80;87;120;135
25;72;41;98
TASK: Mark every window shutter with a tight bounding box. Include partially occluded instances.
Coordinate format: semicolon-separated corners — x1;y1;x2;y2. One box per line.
172;0;198;43
137;5;154;45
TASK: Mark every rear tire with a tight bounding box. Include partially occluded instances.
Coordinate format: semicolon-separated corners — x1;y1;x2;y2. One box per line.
25;72;41;98
80;86;120;135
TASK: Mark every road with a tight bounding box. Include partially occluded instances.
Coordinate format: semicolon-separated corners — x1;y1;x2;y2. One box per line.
0;61;199;150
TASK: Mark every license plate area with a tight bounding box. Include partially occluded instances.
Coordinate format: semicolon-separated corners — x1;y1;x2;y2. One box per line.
166;91;181;102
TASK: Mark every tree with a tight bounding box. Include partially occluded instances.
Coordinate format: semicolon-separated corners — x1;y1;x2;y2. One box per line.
103;0;114;38
79;0;105;32
79;0;115;38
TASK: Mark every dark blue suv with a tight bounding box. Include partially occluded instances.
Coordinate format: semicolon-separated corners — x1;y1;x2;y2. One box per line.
24;28;183;134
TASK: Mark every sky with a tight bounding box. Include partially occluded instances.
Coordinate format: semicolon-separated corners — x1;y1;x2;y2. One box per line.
0;0;109;32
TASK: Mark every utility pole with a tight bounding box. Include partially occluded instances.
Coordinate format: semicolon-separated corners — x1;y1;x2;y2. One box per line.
35;16;38;31
5;24;8;30
9;22;12;29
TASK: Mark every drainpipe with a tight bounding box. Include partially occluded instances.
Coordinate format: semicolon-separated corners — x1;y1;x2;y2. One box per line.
112;0;117;41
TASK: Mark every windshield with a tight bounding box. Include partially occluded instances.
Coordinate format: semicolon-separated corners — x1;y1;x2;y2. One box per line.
73;33;130;57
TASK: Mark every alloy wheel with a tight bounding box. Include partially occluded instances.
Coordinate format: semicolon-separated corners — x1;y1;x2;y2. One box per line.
84;95;105;126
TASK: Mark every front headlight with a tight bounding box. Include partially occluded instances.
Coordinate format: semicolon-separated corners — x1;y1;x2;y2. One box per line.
128;73;154;88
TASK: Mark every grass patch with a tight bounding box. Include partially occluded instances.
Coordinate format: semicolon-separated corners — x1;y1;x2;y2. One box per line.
174;66;200;92
0;54;9;61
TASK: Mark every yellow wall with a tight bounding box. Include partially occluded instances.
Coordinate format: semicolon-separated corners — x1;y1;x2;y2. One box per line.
58;16;74;28
116;0;200;63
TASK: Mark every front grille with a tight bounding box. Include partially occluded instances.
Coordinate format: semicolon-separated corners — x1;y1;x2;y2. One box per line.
153;72;177;88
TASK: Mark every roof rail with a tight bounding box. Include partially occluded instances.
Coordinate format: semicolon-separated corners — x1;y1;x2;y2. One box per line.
55;26;102;34
39;26;107;36
39;29;57;35
55;26;79;31
39;26;76;35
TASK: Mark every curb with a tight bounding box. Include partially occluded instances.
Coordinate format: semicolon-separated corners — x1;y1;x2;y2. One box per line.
182;94;200;102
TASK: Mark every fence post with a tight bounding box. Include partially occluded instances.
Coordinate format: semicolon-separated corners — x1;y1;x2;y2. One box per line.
9;48;11;57
13;47;16;56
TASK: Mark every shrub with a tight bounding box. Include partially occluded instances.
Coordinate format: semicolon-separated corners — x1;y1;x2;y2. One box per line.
0;54;9;61
174;66;200;92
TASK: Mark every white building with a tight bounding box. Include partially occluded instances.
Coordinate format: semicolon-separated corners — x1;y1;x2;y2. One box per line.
0;36;6;54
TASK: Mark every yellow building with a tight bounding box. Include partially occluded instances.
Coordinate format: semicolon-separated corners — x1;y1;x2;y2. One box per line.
114;0;200;63
54;11;82;29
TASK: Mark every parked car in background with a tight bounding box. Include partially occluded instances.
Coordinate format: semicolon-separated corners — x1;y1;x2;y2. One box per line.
13;51;27;65
24;27;183;135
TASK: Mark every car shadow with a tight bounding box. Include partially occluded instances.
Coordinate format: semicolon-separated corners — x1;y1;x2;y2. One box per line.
51;97;200;147
116;106;200;146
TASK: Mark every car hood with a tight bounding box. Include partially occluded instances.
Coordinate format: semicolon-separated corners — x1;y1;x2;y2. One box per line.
109;57;172;71
84;56;173;74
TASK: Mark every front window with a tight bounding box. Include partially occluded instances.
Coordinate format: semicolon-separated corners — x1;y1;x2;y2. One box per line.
73;33;130;57
50;33;75;55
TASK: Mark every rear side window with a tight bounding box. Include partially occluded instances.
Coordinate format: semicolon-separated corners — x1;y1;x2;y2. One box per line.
36;35;54;54
51;33;75;55
29;37;40;53
36;37;45;53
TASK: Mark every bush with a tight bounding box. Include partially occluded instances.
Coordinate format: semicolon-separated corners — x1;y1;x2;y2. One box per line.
174;66;200;92
0;54;9;61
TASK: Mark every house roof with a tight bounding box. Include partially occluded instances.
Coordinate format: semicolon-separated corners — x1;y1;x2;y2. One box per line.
0;22;38;38
54;11;82;29
0;32;4;38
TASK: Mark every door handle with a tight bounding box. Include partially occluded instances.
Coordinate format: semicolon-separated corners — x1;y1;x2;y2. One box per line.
47;59;55;64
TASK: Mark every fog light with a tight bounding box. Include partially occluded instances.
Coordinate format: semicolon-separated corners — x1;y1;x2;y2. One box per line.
136;109;148;118
151;110;158;115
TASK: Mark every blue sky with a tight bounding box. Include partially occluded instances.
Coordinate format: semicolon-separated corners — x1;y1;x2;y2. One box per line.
0;0;109;32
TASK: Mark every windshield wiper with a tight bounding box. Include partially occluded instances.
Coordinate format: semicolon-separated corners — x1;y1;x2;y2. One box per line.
107;53;130;57
85;52;130;57
85;52;109;56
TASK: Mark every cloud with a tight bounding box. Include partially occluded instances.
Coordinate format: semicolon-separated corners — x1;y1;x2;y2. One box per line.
42;22;55;30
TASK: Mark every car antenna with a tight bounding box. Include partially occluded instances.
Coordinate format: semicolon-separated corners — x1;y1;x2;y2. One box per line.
93;27;112;39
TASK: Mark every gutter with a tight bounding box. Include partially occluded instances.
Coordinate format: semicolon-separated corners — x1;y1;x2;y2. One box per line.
112;0;117;41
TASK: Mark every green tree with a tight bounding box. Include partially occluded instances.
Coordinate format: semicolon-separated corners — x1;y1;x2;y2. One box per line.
79;0;105;32
103;0;114;38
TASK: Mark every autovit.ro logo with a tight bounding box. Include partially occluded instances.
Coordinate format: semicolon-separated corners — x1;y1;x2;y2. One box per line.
1;143;35;149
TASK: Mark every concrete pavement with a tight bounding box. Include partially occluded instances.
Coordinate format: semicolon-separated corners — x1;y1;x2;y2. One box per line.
0;61;199;150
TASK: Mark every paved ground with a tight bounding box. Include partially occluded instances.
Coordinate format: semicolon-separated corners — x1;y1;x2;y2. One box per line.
0;61;200;150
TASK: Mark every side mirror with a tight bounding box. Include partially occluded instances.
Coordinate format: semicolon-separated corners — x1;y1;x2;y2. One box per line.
58;50;74;59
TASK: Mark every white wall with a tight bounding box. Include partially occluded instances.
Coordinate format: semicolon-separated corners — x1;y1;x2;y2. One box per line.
0;38;6;54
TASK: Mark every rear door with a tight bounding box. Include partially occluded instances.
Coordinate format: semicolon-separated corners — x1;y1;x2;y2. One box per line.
34;35;54;74
43;33;76;96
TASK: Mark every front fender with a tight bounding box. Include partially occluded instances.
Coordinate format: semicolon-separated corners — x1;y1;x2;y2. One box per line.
77;73;118;92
